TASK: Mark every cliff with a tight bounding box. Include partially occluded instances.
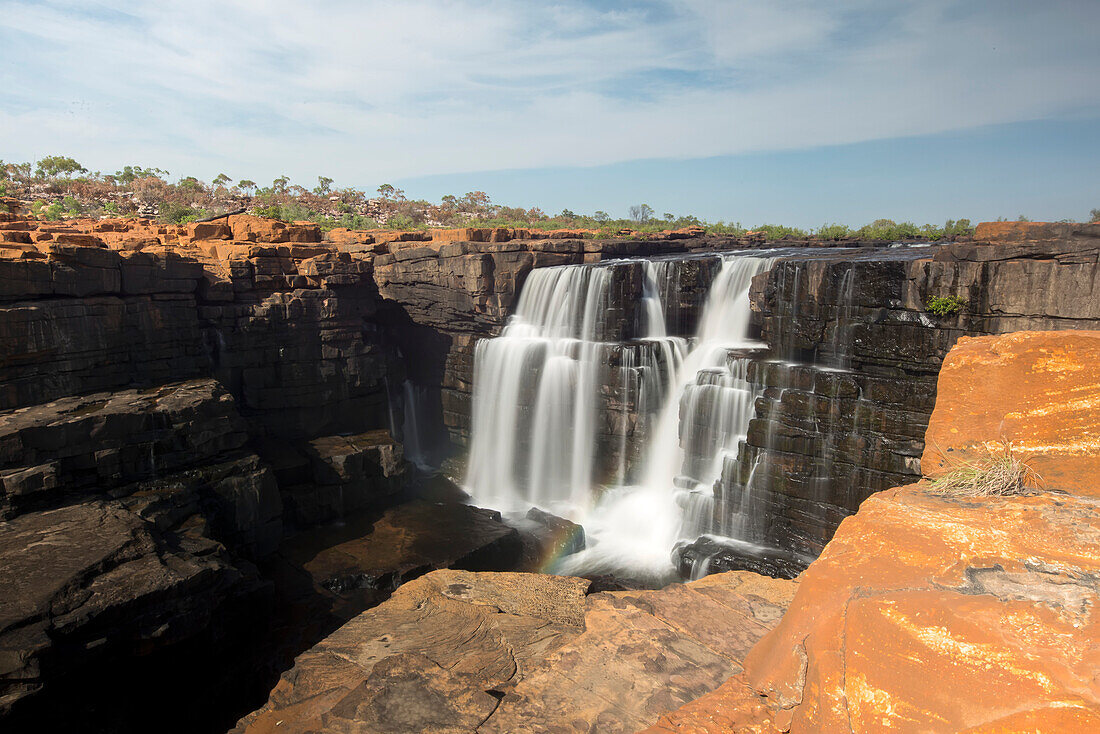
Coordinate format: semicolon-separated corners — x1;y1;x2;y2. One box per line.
3;208;1099;732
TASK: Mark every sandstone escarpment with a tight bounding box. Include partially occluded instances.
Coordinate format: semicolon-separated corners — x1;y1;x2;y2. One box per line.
649;330;1100;732
0;211;753;731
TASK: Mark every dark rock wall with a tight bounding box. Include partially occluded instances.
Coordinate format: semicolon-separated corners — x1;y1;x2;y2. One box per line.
738;230;1100;555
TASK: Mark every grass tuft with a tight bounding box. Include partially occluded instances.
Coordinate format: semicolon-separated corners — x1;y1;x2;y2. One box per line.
925;440;1043;497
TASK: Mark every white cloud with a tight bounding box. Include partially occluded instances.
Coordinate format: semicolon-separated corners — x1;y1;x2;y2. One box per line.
0;0;1097;186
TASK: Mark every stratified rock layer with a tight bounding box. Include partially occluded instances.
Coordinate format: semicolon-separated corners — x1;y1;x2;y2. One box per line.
234;569;797;733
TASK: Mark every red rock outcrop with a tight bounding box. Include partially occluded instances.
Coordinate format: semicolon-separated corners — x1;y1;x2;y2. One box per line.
649;330;1100;733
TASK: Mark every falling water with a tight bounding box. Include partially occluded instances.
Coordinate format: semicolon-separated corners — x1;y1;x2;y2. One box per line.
465;253;777;579
465;265;615;516
402;381;445;471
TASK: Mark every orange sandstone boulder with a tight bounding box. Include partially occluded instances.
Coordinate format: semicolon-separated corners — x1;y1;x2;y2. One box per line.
921;331;1100;497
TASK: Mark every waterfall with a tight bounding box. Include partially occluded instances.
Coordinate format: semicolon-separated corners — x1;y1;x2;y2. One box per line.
402;381;445;471
465;253;776;580
465;265;614;516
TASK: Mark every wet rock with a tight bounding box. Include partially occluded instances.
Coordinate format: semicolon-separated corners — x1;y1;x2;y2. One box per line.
512;506;586;572
673;535;810;580
272;500;524;622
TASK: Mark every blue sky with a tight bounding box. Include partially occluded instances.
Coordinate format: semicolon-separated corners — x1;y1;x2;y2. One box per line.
1;0;1098;224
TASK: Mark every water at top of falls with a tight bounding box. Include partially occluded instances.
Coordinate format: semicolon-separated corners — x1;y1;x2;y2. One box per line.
464;253;776;582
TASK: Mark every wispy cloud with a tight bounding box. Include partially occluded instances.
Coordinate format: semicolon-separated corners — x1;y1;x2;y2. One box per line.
1;0;1097;187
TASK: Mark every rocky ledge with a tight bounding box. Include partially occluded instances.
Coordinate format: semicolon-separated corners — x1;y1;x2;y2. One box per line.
234;568;796;733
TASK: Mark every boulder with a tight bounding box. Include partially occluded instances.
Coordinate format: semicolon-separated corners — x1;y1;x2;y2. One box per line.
660;485;1100;733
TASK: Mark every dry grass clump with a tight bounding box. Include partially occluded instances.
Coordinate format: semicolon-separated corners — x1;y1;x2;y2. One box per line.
925;441;1043;497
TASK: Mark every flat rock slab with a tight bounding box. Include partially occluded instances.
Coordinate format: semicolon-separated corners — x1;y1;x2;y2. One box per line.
278;500;523;600
235;568;796;733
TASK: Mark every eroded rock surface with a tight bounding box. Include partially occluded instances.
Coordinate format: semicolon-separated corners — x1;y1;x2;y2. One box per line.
649;487;1100;733
235;569;797;733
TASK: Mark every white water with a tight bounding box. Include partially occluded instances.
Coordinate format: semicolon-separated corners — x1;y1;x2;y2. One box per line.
465;254;775;579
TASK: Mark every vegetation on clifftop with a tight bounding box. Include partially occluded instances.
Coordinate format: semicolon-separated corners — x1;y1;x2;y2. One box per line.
12;153;1097;240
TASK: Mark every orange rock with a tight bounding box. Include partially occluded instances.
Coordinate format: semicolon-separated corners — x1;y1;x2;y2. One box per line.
226;215;321;244
920;331;1100;497
973;220;1055;243
184;221;231;241
730;485;1100;732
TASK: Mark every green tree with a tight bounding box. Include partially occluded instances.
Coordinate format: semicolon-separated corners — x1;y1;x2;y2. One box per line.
212;173;232;187
1089;208;1100;222
238;179;257;195
593;211;610;223
314;176;334;195
114;165;168;184
178;176;203;191
629;204;654;224
272;175;290;193
36;155;87;179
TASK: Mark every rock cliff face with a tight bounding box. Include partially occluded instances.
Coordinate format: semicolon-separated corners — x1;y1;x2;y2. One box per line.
648;330;1100;732
3;213;666;731
734;222;1100;557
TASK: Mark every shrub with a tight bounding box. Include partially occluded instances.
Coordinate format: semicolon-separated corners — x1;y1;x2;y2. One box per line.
159;201;209;224
926;294;966;317
816;223;852;240
44;202;64;220
755;223;809;240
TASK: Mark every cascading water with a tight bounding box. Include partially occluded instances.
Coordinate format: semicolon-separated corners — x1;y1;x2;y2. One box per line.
465;253;775;580
465;265;615;516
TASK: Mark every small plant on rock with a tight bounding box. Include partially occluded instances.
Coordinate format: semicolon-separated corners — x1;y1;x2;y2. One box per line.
926;294;966;317
925;440;1043;497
